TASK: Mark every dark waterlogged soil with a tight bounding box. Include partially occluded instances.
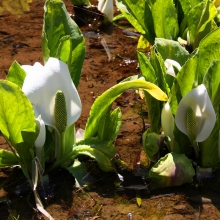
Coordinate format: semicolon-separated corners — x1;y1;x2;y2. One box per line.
1;0;220;219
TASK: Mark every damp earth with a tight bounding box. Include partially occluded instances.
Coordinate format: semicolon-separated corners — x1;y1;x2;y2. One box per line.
0;1;220;219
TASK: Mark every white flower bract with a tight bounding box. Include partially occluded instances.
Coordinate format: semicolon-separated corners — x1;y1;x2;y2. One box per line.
175;84;216;142
22;57;82;128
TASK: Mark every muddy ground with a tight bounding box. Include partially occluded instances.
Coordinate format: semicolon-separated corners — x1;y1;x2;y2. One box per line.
0;0;220;219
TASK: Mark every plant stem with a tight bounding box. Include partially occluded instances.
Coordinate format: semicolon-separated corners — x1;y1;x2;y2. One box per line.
192;141;199;160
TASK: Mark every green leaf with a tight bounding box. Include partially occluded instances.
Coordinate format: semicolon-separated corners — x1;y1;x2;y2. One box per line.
84;79;168;139
98;108;122;142
115;0;155;45
0;149;18;168
137;51;157;84
6;61;26;88
73;145;114;172
67;159;88;188
69;0;91;6
150;0;179;39
142;132;160;163
56;35;71;63
0;80;36;145
62;123;75;155
200;123;219;167
76;138;117;159
0;80;36;171
154;38;189;66
177;0;192;15
188;1;217;49
203;60;220;110
175;51;199;97
43;0;86;87
138;51;165;133
197;28;220;82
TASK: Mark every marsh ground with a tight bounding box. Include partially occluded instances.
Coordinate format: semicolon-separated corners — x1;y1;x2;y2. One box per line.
0;1;220;219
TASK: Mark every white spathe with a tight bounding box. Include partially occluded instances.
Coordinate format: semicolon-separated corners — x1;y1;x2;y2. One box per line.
175;84;216;142
161;102;174;140
35;115;46;148
35;115;46;164
22;57;82;128
98;0;114;22
164;59;181;77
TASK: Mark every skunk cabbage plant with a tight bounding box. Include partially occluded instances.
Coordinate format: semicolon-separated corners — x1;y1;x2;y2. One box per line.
164;59;181;77
98;0;114;22
149;153;195;188
175;84;216;143
22;57;82;130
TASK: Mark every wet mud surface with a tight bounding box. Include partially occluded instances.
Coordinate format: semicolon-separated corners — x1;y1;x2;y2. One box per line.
0;0;220;219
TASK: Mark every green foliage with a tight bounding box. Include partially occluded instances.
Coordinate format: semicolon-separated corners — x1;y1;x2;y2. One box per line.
115;0;155;45
98;108;122;142
154;38;189;66
115;0;219;50
187;0;217;49
0;149;18;168
142;131;160;163
0;80;36;171
42;0;86;87
151;0;179;39
84;78;168;139
6;61;26;88
69;0;91;5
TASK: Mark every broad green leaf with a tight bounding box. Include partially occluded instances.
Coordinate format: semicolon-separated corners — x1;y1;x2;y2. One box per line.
137;51;157;84
175;51;199;97
56;35;71;63
0;149;18;168
138;51;165;133
43;0;86;87
0;80;36;171
115;0;155;45
142;132;160;163
0;80;36;144
203;60;220;109
154;38;189;66
137;35;150;52
73;145;114;172
150;0;179;39
178;0;201;16
6;61;26;88
84;79;168;139
150;49;168;94
67;159;88;188
188;1;217;49
200;123;219;167
200;60;220;167
177;0;192;15
76;138;117;159
98;108;122;142
197;28;220;82
62;124;75;155
69;0;91;6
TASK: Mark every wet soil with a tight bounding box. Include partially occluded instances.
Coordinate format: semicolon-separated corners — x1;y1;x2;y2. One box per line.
0;0;220;219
